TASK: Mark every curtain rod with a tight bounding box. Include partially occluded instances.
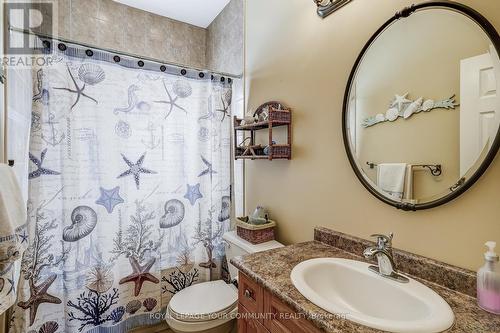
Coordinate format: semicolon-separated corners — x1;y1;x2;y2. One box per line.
8;27;243;80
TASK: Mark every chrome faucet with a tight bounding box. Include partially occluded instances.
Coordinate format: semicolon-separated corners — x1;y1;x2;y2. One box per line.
363;233;409;283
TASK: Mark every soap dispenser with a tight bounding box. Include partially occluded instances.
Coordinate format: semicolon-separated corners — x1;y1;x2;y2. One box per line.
477;241;500;314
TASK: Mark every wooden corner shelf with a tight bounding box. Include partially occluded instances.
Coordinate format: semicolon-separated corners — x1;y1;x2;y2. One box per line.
234;104;292;161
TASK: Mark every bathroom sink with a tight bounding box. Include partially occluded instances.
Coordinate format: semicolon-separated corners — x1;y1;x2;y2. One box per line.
290;258;454;333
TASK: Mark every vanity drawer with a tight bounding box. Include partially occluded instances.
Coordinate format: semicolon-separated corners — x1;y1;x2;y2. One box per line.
239;272;264;317
264;293;323;333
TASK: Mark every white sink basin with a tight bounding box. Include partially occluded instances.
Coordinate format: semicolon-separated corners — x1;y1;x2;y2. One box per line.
291;258;454;333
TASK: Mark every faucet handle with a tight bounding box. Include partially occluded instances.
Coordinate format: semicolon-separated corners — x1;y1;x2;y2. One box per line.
370;233;393;248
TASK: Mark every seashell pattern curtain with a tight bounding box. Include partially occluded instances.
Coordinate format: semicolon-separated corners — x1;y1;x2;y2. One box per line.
10;50;233;333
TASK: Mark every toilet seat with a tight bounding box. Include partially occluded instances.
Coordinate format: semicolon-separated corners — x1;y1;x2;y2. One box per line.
168;280;238;323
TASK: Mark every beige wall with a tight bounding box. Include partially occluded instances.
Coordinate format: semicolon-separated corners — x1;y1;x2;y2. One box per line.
245;0;500;271
207;0;244;75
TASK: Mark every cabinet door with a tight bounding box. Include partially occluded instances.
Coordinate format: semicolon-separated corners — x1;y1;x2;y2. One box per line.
238;316;268;333
264;292;323;333
239;303;269;333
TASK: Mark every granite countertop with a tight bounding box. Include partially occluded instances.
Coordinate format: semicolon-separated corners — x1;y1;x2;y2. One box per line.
231;241;500;333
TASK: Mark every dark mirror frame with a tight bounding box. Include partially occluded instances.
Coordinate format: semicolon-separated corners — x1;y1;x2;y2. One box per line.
342;1;500;211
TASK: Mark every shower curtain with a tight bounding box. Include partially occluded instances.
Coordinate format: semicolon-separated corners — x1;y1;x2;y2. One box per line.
10;48;232;333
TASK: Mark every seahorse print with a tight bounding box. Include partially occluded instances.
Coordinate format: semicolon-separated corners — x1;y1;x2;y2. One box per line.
114;85;140;114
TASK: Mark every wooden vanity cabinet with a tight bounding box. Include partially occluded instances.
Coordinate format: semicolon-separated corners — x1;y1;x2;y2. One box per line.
238;272;323;333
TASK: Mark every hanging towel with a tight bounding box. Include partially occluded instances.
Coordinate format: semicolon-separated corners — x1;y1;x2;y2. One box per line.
377;163;407;200
403;164;414;201
0;163;27;264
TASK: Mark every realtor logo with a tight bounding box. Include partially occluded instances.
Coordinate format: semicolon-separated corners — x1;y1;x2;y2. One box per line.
4;1;54;55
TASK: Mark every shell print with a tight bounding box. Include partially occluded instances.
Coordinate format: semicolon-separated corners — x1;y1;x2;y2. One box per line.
224;89;232;106
126;300;142;314
173;80;192;98
78;64;105;86
198;127;209;142
38;321;59;333
86;266;114;294
110;306;125;323
62;206;98;242
159;199;185;228
137;101;151;112
218;196;231;222
143;298;157;312
115;120;132;139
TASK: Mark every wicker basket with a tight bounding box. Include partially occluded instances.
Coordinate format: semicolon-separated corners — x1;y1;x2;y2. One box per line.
236;217;276;244
269;108;291;122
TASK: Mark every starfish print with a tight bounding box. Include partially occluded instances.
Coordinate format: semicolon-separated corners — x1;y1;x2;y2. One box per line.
198;155;217;181
117;153;157;190
119;257;159;297
95;186;124;213
29;149;61;179
215;95;230;122
184;183;203;206
53;65;98;110
154;80;187;119
390;93;411;112
18;274;62;326
18;230;28;243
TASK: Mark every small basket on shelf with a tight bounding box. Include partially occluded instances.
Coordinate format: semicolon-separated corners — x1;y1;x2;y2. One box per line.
236;216;276;244
234;101;292;160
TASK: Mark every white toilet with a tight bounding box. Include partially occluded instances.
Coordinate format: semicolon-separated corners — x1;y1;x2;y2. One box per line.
165;230;284;333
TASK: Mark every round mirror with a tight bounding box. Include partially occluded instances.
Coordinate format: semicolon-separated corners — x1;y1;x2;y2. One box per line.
343;2;500;210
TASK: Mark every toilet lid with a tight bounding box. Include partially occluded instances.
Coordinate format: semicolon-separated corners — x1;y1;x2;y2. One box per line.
168;280;237;322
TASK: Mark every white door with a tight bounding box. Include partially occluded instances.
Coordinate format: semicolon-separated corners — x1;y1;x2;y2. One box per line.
460;47;500;177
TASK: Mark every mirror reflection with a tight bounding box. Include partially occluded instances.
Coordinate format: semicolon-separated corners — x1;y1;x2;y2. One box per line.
346;8;500;204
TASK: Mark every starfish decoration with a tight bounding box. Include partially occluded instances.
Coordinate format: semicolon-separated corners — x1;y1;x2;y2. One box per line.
184;183;203;206
154;80;187;119
53;65;98;110
198;155;217;181
215;95;231;122
390;93;411;112
29;149;61;179
18;274;62;326
117;153;157;190
95;186;124;213
18;230;28;243
119;257;159;297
